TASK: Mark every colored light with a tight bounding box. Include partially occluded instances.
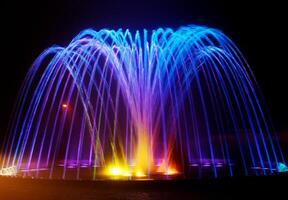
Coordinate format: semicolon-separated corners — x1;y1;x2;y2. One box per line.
110;167;121;176
106;165;131;177
277;162;288;172
135;171;146;177
164;167;178;175
156;160;179;175
134;125;150;176
0;166;17;176
62;103;68;108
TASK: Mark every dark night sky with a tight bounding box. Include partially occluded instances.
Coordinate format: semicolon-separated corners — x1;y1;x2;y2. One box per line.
0;0;287;139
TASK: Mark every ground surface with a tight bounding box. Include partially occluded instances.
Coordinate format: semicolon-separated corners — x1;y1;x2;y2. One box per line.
0;175;287;199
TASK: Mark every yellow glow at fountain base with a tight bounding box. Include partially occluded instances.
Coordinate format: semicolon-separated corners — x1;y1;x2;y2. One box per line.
135;170;146;177
134;125;150;176
104;125;179;178
106;165;131;177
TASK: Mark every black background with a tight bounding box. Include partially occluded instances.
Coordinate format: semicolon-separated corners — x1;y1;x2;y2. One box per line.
0;0;287;139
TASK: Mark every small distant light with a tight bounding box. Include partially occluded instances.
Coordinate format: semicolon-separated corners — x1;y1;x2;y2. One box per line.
203;163;211;167
216;162;223;167
0;166;17;176
253;166;261;170
277;162;288;173
62;103;68;108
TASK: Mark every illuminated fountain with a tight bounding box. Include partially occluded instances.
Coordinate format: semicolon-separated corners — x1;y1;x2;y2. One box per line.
0;25;286;180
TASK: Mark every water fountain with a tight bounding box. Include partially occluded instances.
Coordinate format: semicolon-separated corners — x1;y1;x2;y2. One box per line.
0;25;285;180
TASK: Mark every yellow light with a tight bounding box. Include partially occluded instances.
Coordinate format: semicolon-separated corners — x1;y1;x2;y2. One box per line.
62;103;68;108
135;125;150;175
164;167;178;175
122;171;132;177
135;171;146;177
0;166;17;176
110;167;121;176
106;165;131;177
156;160;179;175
